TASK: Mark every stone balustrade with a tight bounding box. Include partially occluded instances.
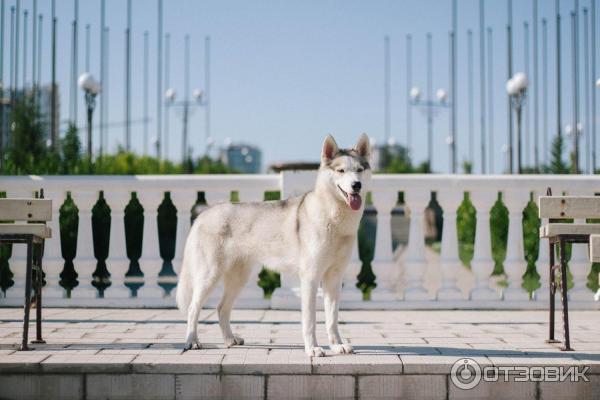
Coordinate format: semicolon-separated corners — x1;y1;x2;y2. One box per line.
1;173;598;309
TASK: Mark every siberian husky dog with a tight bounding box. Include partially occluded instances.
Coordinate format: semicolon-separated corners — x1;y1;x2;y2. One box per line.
176;134;371;357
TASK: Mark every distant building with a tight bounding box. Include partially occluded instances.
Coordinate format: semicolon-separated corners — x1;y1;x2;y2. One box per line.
0;85;60;152
220;143;262;173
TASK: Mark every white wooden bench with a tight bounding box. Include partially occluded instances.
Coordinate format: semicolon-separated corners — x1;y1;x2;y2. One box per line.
0;193;52;350
539;189;600;351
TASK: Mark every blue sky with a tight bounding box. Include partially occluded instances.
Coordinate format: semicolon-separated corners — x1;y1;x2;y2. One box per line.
2;0;597;173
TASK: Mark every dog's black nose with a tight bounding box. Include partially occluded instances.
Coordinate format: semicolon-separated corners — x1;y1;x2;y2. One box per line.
351;181;362;192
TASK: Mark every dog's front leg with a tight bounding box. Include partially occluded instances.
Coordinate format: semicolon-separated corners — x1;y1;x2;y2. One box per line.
300;276;325;357
323;269;353;354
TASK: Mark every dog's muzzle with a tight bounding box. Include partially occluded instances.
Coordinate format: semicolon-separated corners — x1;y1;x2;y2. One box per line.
338;185;362;211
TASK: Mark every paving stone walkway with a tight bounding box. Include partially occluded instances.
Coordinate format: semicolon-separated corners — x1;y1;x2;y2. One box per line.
0;308;599;399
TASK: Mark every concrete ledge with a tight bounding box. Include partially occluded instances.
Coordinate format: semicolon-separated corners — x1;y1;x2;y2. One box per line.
0;373;598;399
1;308;600;399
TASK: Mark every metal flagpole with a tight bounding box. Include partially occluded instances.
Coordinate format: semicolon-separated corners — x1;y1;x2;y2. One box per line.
156;0;163;158
524;21;530;167
164;32;170;160
51;0;57;147
104;26;109;152
479;0;486;173
9;6;14;101
427;32;433;168
100;0;105;157
570;10;579;173
0;0;4;168
507;0;514;173
71;0;79;126
143;30;149;155
487;27;494;173
583;8;590;173
542;19;549;165
205;35;211;153
124;0;131;151
406;34;412;154
467;29;474;167
15;0;19;93
533;0;539;170
592;0;597;172
23;10;27;87
183;34;190;161
450;0;457;173
556;0;562;146
384;35;390;145
32;0;36;88
37;14;41;87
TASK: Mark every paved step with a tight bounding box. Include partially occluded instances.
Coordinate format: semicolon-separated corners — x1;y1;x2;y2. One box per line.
0;309;599;399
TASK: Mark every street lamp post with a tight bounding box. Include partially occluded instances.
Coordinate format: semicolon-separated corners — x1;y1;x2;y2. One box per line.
507;72;528;174
165;88;206;163
409;86;450;171
78;72;101;164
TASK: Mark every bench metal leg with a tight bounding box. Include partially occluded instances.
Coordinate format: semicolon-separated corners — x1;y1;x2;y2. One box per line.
20;239;33;351
31;242;45;344
559;238;573;351
546;242;560;343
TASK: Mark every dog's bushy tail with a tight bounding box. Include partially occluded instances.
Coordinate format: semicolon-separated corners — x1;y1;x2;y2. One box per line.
176;256;192;314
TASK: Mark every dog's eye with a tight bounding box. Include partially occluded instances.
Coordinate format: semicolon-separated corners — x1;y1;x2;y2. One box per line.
336;169;345;174
357;168;364;173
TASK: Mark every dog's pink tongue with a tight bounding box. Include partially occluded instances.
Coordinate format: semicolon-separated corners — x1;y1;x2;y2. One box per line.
348;194;362;211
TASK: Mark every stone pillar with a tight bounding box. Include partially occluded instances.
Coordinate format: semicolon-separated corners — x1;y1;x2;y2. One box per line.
568;218;594;301
535;215;551;302
436;190;463;300
370;189;399;301
564;188;594;302
137;190;165;299
502;189;530;301
469;190;499;301
103;190;131;299
170;190;196;275
402;189;430;301
71;190;100;299
41;189;66;299
341;237;363;302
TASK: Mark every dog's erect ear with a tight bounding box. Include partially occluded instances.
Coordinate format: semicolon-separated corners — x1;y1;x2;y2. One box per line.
321;135;339;163
354;133;371;159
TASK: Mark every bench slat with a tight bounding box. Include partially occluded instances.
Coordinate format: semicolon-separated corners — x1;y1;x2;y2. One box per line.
0;224;52;238
539;223;600;238
0;199;52;221
538;196;600;219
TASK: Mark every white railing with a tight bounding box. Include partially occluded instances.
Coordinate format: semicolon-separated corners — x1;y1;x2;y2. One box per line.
1;173;599;309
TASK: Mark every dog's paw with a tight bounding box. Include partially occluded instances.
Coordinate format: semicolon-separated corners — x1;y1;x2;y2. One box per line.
330;343;354;354
183;339;201;351
224;334;245;348
305;346;326;357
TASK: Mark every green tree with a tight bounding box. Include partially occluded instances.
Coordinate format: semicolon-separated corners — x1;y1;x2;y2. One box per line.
60;123;83;173
4;95;47;174
544;135;570;174
381;145;430;173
